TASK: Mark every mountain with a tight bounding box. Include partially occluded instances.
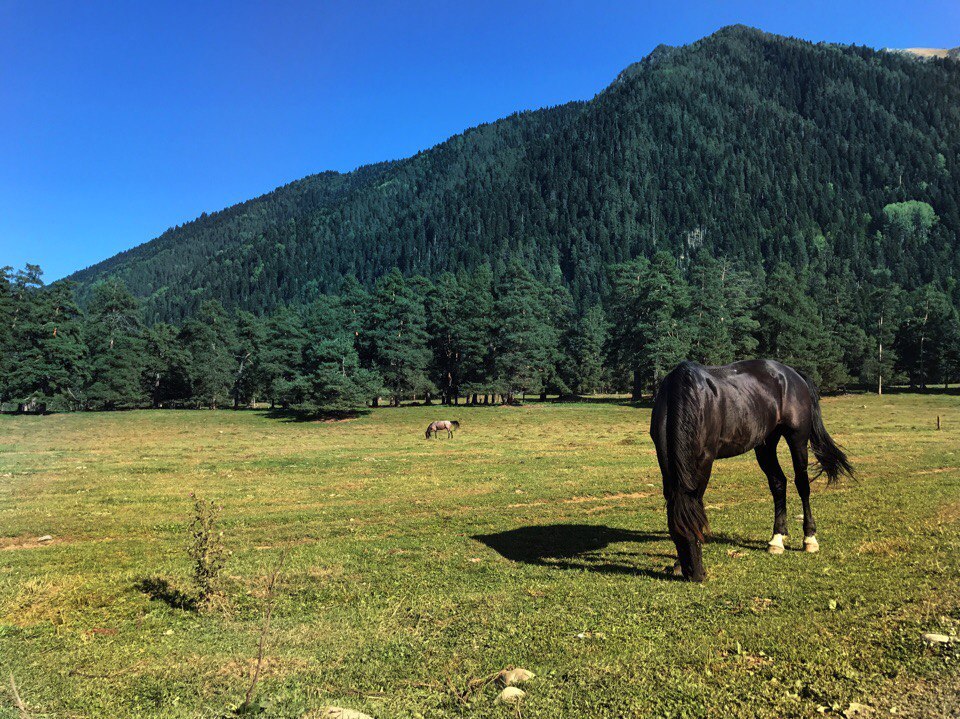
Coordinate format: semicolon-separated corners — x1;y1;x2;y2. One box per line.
67;25;960;323
889;47;960;60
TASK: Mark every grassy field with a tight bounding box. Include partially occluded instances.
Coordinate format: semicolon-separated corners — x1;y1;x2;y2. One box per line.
1;395;959;718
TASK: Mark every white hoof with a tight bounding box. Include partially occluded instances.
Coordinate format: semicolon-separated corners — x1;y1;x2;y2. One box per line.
804;536;819;553
768;533;785;555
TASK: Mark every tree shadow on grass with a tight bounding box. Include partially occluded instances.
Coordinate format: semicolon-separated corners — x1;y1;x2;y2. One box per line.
472;523;766;580
257;408;370;423
135;577;198;611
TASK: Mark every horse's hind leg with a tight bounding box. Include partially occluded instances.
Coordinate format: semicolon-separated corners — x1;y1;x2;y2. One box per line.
786;430;818;553
755;436;789;554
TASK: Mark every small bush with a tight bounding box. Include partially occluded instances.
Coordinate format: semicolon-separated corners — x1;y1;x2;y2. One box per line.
187;494;229;606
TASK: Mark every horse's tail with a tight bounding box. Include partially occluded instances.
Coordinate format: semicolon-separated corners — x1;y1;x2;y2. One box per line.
655;362;709;542
803;375;854;484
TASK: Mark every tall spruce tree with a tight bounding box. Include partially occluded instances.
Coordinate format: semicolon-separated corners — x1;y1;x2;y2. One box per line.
299;298;382;411
688;256;759;365
560;304;609;395
0;267;15;405
895;285;956;389
179;300;236;408
607;257;650;400
459;264;496;403
427;272;468;404
492;261;560;403
758;263;845;388
862;271;904;394
366;269;435;405
259;307;307;408
85;279;147;409
636;252;692;392
232;311;266;407
143;322;192;407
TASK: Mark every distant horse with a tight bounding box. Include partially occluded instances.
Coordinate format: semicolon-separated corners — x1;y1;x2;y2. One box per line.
650;360;853;581
426;420;460;439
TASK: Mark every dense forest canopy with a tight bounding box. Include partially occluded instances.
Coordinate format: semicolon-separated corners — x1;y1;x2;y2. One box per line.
4;26;960;412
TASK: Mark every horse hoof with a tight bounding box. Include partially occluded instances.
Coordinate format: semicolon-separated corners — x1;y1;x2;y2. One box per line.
767;544;785;555
804;536;820;553
767;534;785;554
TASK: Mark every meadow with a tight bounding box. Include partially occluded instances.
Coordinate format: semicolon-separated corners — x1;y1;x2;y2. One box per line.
1;394;958;718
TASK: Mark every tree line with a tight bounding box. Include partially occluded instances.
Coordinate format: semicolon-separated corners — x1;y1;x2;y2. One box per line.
3;249;958;412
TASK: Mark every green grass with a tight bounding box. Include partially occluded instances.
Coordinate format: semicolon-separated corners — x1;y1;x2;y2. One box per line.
1;395;959;718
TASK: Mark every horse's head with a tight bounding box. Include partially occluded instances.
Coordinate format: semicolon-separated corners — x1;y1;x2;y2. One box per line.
425;427;432;439
451;421;460;430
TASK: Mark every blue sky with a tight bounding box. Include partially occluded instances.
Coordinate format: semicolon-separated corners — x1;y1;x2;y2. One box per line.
2;0;958;281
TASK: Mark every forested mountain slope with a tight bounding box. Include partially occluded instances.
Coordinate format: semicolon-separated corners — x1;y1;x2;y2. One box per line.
68;25;960;322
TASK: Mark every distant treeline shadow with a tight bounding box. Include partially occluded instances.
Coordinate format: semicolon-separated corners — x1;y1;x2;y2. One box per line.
472;524;680;580
258;407;369;423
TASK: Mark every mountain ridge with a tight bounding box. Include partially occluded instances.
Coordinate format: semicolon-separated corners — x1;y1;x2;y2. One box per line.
66;25;960;322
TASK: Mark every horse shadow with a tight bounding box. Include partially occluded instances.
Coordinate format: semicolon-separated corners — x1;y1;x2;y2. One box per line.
472;524;680;580
472;524;764;580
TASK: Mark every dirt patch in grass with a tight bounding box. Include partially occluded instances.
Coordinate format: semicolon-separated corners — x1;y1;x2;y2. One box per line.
857;538;912;556
0;535;53;551
508;490;653;509
936;502;960;525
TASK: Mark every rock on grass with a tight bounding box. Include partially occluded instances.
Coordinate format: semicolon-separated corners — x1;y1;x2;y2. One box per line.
499;667;535;686
496;687;526;705
308;708;375;719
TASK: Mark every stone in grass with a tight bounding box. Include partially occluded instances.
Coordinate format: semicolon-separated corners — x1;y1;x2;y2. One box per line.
309;708;375;719
496;687;526;705
37;535;53;543
922;632;954;645
499;667;535;686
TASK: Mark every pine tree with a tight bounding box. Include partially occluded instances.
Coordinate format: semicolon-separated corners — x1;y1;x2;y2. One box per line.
636;252;692;392
260;307;307;408
459;264;495;402
427;272;468;404
143;323;192;407
0;267;15;406
607;258;650;400
688;256;759;365
492;261;560;403
232;311;266;407
861;271;904;394
85;279;147;409
561;304;608;395
366;269;434;405
9;278;89;410
179;300;236;408
758;263;842;387
895;285;955;389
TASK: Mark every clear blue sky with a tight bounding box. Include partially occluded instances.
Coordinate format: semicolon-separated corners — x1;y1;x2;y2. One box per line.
2;0;958;280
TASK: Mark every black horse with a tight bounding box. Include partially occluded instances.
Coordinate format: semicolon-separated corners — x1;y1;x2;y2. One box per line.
650;359;853;581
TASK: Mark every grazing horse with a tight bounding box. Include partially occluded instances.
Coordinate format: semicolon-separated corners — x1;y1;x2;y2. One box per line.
650;359;853;581
425;420;460;439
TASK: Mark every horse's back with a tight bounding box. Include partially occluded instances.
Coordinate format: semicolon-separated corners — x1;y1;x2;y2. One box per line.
656;359;812;459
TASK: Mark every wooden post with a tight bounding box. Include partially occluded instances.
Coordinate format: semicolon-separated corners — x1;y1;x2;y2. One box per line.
937;415;941;431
